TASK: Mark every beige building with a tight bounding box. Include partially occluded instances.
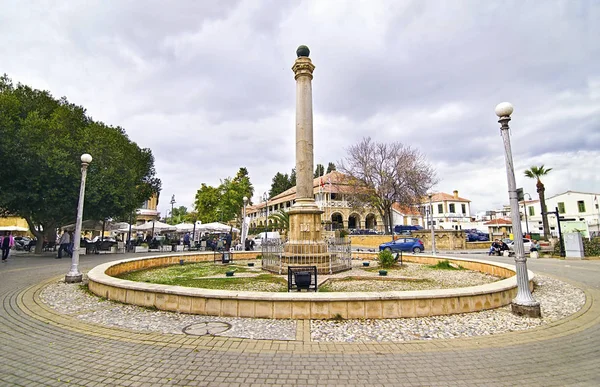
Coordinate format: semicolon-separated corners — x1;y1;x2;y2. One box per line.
136;193;160;225
419;191;472;230
247;171;384;232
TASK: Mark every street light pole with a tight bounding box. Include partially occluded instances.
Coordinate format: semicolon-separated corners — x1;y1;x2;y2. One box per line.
242;196;248;244
523;193;532;237
170;195;176;224
428;192;436;256
263;192;269;233
495;102;541;317
65;153;92;283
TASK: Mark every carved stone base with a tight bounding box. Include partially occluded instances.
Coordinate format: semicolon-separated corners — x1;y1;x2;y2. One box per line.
65;273;83;283
511;302;541;318
287;202;323;243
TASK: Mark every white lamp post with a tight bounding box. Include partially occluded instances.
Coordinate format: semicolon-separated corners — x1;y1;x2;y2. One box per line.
428;192;436;256
242;196;248;245
495;102;541;317
65;153;92;283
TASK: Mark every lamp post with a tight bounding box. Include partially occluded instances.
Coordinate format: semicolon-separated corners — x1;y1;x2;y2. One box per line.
428;192;436;256
263;192;269;233
495;102;541;317
65;153;92;283
170;195;176;224
523;192;532;237
242;196;248;244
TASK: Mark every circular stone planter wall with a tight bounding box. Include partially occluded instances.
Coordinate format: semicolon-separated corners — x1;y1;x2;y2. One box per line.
87;251;535;319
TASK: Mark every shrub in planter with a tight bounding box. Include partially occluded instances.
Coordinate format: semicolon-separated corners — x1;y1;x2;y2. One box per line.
377;249;396;269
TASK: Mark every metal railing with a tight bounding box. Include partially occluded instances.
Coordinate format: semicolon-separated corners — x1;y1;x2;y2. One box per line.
261;238;352;274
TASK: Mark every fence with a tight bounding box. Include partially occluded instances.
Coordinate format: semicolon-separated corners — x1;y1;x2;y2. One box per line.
261;238;352;274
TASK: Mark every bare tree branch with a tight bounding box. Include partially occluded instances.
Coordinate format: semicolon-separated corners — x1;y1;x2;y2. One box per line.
338;137;437;234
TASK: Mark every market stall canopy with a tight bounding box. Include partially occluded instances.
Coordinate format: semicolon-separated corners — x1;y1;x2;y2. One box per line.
174;223;195;232
197;222;239;233
110;222;132;233
62;220;107;231
133;221;176;232
0;226;29;232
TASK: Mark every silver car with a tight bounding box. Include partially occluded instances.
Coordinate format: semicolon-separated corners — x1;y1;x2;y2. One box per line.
508;238;532;251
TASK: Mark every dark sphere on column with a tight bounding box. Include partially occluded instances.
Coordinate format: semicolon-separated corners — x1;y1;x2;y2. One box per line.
296;45;310;57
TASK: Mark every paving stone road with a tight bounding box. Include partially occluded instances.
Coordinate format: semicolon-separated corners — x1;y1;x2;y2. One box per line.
2;251;600;386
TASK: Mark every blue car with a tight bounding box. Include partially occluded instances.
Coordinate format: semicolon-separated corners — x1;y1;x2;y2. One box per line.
379;237;424;253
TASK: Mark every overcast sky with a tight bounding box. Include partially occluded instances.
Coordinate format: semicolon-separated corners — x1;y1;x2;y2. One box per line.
2;0;598;217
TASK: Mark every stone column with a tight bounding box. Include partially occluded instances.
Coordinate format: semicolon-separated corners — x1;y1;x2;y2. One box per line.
292;45;317;206
287;45;323;244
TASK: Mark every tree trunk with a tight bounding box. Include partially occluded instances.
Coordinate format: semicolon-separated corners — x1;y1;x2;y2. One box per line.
537;180;551;239
24;216;45;254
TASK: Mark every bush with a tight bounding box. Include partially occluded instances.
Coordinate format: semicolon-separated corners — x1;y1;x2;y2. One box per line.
429;260;462;270
337;229;349;238
377;249;396;269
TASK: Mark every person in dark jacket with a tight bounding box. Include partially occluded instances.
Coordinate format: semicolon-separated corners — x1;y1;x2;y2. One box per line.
1;231;15;261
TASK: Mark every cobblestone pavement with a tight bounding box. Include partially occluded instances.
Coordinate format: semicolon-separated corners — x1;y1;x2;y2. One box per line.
2;251;600;386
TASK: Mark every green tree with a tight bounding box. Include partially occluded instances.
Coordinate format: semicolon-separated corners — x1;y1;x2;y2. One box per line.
269;172;291;197
326;162;336;174
193;184;222;223
0;76;160;252
289;168;296;186
314;163;325;178
193;167;254;227
339;137;437;234
167;206;188;225
524;165;552;239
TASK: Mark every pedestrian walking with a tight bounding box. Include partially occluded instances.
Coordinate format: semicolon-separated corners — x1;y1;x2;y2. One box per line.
1;231;15;262
57;230;71;259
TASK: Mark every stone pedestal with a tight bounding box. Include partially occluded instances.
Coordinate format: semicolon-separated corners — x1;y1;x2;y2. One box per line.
511;303;542;318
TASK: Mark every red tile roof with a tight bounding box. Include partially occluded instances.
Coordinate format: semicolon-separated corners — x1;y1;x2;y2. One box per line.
483;218;513;225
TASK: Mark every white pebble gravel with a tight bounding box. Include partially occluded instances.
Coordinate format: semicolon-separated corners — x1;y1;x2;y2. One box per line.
311;275;585;342
39;274;585;343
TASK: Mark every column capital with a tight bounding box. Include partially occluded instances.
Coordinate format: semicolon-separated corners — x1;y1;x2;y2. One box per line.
292;57;315;80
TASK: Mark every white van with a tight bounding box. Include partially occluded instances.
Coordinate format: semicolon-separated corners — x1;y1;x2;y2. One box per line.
253;231;281;248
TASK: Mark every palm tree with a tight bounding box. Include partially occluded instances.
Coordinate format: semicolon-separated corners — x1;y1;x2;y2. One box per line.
268;210;289;231
524;165;552;239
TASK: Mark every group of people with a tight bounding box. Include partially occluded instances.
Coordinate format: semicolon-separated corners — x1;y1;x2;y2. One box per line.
489;238;541;256
244;238;256;251
488;239;510;256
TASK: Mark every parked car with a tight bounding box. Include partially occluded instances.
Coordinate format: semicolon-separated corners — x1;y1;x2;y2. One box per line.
508;238;532;251
252;231;281;248
393;225;423;234
350;229;378;235
14;236;31;250
466;230;489;242
379;237;424;253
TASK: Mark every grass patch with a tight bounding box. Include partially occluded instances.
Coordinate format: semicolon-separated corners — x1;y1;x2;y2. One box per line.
116;262;287;292
428;260;463;270
167;274;288;291
116;261;250;284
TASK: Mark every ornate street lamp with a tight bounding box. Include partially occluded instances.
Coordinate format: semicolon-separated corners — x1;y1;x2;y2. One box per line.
170;195;176;223
428;192;436;256
263;192;269;234
495;102;541;317
65;153;92;283
523;192;532;237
